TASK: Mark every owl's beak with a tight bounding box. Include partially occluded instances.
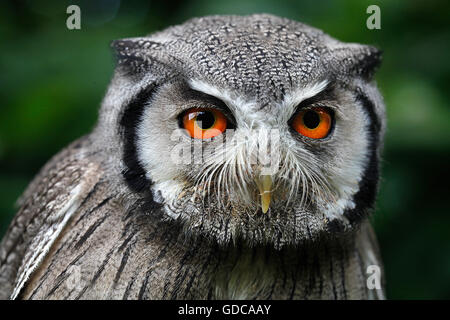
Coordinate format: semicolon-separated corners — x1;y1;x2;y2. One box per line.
255;174;272;213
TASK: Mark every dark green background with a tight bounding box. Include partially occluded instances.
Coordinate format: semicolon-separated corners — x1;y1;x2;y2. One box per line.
0;0;449;299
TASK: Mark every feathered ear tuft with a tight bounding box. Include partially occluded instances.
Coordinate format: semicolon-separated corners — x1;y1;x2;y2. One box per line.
350;45;382;80
110;38;165;74
330;44;382;81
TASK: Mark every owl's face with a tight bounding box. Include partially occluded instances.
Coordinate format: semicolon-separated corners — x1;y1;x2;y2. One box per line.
97;15;385;248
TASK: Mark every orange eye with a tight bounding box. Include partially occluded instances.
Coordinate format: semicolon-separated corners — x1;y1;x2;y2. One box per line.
182;108;227;139
291;107;332;139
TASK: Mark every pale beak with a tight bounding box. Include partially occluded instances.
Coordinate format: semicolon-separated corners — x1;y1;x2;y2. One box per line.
255;175;273;213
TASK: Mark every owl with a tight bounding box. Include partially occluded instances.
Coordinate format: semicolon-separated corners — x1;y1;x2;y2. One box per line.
0;14;386;300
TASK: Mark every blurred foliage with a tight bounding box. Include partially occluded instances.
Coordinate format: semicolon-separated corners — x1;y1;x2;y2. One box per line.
0;0;449;299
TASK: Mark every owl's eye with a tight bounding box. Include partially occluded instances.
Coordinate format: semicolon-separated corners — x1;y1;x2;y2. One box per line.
291;107;333;139
182;107;227;139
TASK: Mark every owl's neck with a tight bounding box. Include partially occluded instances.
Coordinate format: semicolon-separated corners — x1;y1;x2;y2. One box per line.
210;221;383;299
127;219;385;299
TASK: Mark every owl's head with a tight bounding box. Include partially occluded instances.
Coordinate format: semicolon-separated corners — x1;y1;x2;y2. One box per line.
95;14;385;249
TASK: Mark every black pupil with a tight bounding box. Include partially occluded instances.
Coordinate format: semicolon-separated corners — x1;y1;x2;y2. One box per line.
303;110;320;129
195;111;215;129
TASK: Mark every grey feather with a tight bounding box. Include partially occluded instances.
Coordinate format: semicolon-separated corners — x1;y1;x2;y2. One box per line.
0;14;386;300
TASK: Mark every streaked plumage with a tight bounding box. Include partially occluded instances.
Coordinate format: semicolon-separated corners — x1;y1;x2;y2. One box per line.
0;14;386;299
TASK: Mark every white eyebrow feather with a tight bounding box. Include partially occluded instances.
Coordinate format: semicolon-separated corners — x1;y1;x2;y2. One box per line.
188;79;258;128
189;78;329;110
188;79;251;111
188;78;330;129
284;80;329;105
280;80;329;122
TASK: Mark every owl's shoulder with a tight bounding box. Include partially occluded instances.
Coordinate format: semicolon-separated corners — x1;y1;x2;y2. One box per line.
0;135;102;299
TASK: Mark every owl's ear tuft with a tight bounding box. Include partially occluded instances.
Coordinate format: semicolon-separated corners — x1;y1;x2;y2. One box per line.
110;38;164;74
350;45;382;81
331;44;382;81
